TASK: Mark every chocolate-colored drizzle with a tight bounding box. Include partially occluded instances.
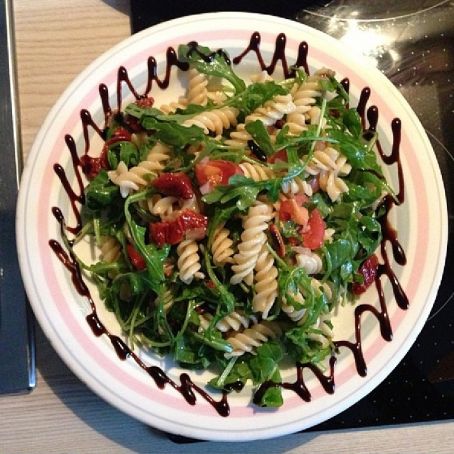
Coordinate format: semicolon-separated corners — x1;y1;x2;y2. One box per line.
254;357;336;404
50;32;408;414
247;139;267;161
233;31;308;78
49;211;229;416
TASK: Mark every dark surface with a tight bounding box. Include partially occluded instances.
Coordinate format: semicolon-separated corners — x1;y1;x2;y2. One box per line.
129;0;454;437
0;0;35;394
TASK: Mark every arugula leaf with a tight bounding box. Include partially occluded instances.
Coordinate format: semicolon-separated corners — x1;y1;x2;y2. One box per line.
342;108;362;138
84;170;121;211
209;359;252;391
178;43;245;93
207;205;239;248
124;103;165;120
245;121;274;155
190;330;233;354
324;238;356;273
124;191;170;288
249;341;284;407
277;266;314;309
249;340;284;384
346;170;388;205
140;116;206;148
203;174;281;210
230;81;287;115
107;141;140;169
330;129;382;173
254;369;283;407
319;76;349;103
203;248;235;323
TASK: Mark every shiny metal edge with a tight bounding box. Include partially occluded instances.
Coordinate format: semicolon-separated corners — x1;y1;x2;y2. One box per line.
1;0;36;391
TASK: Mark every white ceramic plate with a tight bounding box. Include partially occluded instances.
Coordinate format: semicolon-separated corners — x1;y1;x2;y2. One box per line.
16;12;447;441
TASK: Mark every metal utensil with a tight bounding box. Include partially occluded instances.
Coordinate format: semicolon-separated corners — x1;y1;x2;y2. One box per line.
0;0;35;395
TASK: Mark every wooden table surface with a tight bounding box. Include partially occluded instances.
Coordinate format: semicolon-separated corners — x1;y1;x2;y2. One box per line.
2;1;453;452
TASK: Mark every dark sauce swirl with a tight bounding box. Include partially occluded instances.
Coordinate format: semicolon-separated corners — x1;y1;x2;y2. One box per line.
49;32;408;415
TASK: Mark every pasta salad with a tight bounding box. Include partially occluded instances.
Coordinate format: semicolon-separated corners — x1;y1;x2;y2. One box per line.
74;43;391;407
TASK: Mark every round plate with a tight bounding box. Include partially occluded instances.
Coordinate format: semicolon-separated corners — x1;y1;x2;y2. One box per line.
16;12;447;441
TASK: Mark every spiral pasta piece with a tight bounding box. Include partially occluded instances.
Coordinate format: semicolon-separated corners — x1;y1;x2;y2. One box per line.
146;194;178;219
319;171;349;202
183;106;239;136
305;147;351;176
239;162;275;182
176;239;204;284
186;68;208;106
224;123;251;148
108;142;171;197
211;224;234;265
285;79;322;135
281;291;307;323
230;201;273;286
225;321;282;358
307;312;333;347
245;94;296;126
99;236;121;263
156;288;174;313
199;311;252;333
281;176;313;197
311;278;333;301
159;98;188;114
252;244;278;319
295;248;323;275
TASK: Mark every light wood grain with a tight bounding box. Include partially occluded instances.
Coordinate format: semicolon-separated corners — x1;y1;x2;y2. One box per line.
2;1;453;452
13;0;131;160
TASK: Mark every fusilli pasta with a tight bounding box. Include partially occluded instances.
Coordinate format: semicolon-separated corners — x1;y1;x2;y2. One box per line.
186;68;208;106
245;94;296;126
199;311;252;333
211;224;235;265
230;201;273;286
183;106;239;136
177;239;204;284
294;247;323;275
252;244;278;318
225;320;282;358
239;162;275;182
108;142;171;197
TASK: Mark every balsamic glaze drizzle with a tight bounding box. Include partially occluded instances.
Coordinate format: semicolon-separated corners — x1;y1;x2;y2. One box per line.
49;32;407;415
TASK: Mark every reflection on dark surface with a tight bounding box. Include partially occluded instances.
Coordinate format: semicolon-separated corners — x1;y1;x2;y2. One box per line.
129;0;454;432
298;0;454;430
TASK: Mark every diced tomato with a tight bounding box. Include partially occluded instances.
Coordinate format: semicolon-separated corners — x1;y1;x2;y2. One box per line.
149;210;207;247
279;199;309;225
135;96;154;108
294;193;309;206
301;208;325;250
177;210;208;240
153;172;194;199
150;222;174;248
352;254;379;295
110;127;132;142
205;280;216;289
80;155;107;180
195;159;243;194
268;149;288;164
279;199;294;222
126;244;146;270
